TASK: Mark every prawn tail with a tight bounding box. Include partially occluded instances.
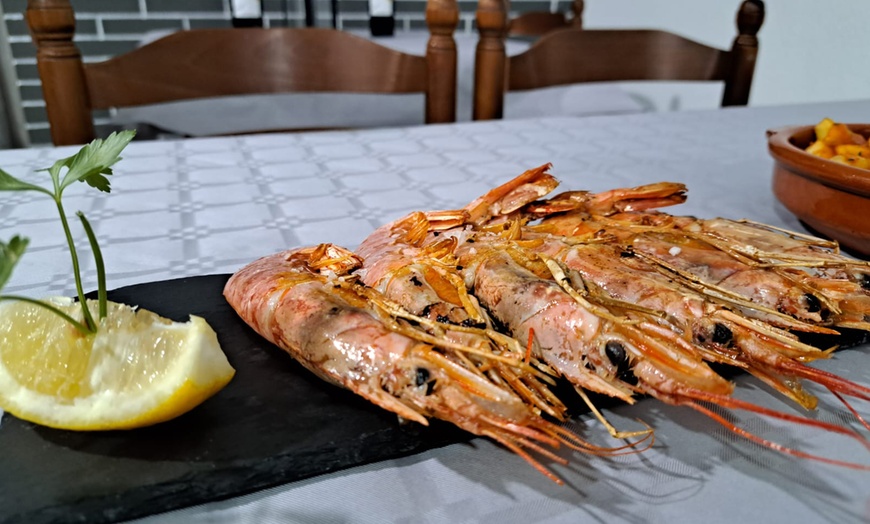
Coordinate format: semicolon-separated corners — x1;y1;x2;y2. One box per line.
678;389;870;471
587;182;688;215
807;277;870;331
462;163;559;225
522;182;688;220
422;164;559;230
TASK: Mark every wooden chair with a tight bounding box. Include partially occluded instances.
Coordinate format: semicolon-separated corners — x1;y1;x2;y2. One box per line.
474;0;765;121
507;0;583;37
26;0;459;146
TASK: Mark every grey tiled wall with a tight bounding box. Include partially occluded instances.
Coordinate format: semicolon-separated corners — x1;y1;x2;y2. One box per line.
2;0;564;145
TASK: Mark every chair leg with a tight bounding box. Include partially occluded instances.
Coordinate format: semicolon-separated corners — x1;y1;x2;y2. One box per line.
473;0;508;120
425;0;459;123
723;0;764;107
26;0;96;145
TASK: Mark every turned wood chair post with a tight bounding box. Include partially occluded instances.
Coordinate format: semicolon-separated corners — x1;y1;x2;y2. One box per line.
570;0;584;27
26;0;94;145
473;0;508;120
425;0;459;123
722;0;764;107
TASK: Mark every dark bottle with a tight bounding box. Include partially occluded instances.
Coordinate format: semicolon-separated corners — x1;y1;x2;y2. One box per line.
231;0;264;27
368;0;394;36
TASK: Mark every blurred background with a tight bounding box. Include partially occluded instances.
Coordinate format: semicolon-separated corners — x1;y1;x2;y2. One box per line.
0;0;867;147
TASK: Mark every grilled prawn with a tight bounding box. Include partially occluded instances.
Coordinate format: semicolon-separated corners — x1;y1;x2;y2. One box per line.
526;184;870;331
225;163;870;477
426;166;870;466
354;165;579;420
515;184;870;409
224;243;622;484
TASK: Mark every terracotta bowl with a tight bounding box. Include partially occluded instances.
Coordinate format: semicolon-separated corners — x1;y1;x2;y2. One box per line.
767;123;870;258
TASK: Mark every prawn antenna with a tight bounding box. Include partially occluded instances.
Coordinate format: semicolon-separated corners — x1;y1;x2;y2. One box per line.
681;389;870;470
829;389;870;433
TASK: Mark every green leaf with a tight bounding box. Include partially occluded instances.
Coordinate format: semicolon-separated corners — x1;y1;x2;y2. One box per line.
0;132;136;335
0;235;29;291
0;168;49;194
56;130;136;195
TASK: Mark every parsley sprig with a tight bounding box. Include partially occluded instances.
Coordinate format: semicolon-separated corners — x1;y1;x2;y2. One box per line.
0;131;136;335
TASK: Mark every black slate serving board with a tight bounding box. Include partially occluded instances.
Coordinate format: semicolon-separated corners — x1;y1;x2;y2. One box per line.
0;275;469;524
3;275;868;524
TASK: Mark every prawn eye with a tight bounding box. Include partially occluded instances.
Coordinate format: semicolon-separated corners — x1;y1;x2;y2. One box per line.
618;368;639;386
415;368;436;395
604;341;628;370
415;368;430;387
712;323;733;346
861;274;870;291
605;341;638;385
460;318;486;329
803;293;822;313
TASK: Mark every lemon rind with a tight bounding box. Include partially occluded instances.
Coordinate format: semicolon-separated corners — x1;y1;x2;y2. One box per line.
0;300;235;431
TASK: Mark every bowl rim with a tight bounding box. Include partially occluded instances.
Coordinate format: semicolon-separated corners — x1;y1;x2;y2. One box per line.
767;123;870;196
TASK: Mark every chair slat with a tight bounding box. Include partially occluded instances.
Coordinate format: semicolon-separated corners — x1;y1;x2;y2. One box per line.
508;30;729;91
84;29;429;109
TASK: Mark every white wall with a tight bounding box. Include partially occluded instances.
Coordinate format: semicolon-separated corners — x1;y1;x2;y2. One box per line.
583;0;870;111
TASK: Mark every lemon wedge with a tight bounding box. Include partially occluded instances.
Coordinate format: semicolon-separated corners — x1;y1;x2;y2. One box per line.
0;297;235;430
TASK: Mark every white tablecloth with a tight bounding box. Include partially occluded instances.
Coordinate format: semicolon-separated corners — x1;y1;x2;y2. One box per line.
3;101;870;523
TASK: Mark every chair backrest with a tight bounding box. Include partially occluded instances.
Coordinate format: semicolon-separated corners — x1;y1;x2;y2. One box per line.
507;0;584;37
26;0;459;146
474;0;764;121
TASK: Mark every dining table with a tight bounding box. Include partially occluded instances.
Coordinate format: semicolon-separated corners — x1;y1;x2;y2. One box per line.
2;99;870;524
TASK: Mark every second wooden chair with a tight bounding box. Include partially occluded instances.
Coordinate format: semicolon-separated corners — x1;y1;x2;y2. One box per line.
474;0;765;121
